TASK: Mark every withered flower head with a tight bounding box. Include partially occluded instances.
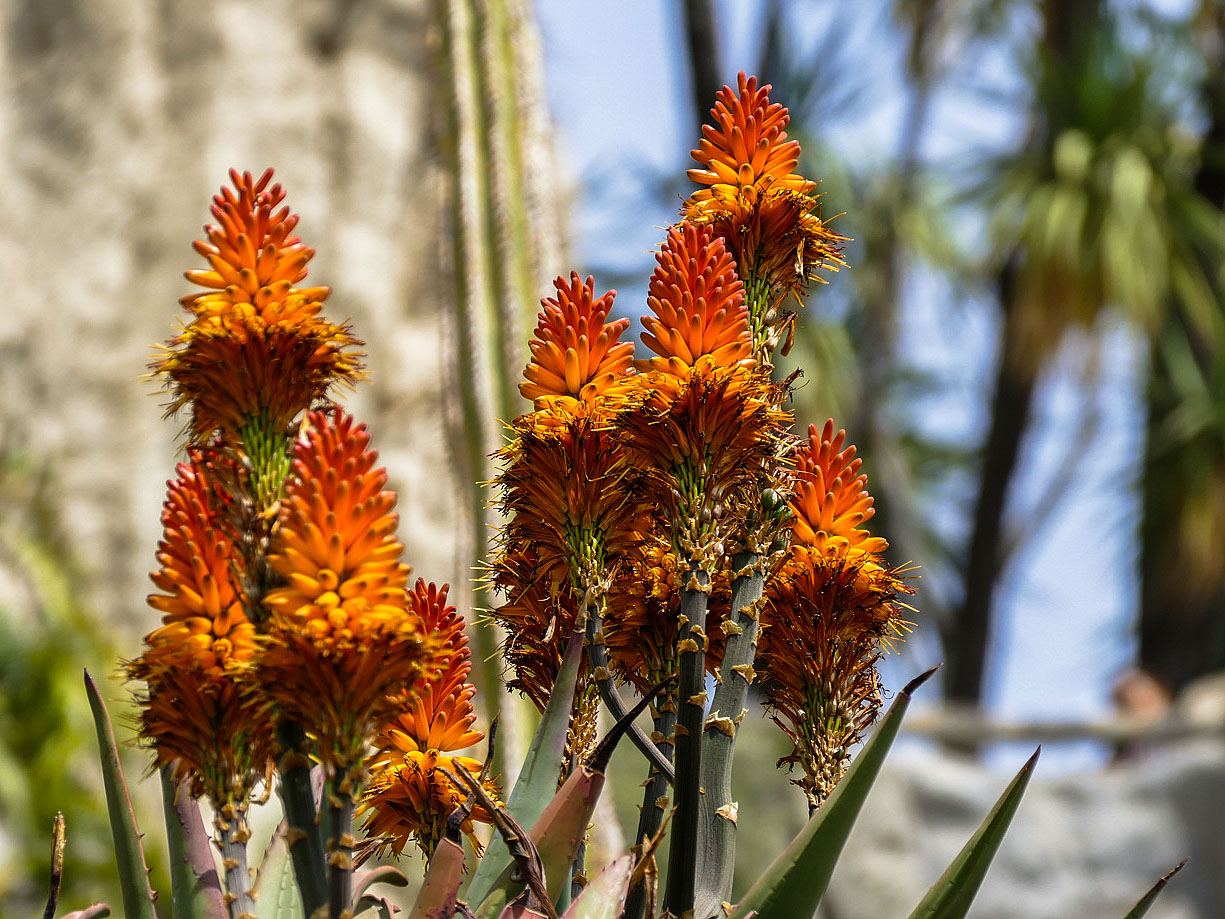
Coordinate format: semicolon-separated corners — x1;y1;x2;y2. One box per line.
760;421;910;810
494;410;639;599
362;581;498;858
256;408;435;779
154;169;364;445
519;272;634;411
616;364;789;567
128;452;270;803
490;550;582;710
682;73;847;359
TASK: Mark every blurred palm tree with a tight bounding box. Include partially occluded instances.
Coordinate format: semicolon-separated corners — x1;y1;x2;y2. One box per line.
948;0;1225;703
1138;0;1225;694
0;453;167;914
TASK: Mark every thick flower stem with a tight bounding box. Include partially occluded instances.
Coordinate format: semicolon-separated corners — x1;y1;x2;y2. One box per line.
585;604;676;782
663;567;710;918
215;802;255;919
625;698;677;919
327;778;357;919
276;722;328;917
694;551;765;918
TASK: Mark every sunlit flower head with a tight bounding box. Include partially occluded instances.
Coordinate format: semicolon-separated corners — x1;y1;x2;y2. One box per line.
638;223;752;380
362;581;498;858
790;420;888;557
681;73;847;360
759;421;911;810
154;169;364;445
128;452;270;802
685;72;814;219
519;272;635;411
256;409;434;779
183;169;329;313
363;749;498;860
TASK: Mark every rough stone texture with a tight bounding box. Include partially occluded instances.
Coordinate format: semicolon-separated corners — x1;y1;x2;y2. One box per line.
820;741;1225;918
0;0;539;636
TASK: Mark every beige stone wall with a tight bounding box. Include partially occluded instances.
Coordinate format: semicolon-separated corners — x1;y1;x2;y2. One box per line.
0;0;558;637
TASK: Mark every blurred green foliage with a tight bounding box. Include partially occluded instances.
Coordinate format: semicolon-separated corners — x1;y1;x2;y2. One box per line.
0;453;168;915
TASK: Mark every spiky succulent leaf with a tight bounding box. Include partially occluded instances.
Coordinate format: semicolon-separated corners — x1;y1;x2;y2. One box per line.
904;747;1040;919
253;825;301;919
561;855;634;919
353;896;396;919
62;906;112;919
160;768;226;919
409;838;466;919
729;666;938;919
84;670;157;919
466;630;584;905
1121;860;1187;919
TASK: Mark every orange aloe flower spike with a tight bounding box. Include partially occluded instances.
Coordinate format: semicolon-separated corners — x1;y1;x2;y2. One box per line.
639;223;752;376
789;420;888;555
519;272;634;406
685;72;814;219
258;408;433;777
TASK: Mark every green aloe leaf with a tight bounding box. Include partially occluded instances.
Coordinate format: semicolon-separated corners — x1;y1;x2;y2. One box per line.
729;666;939;919
561;855;634;919
160;768;226;919
474;677;669;919
1121;860;1187;919
905;747;1041;919
466;628;584;905
84;670;157;919
253;824;301;919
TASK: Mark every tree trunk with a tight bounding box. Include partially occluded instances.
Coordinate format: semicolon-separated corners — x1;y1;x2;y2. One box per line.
945;269;1037;704
681;0;722;133
944;0;1101;706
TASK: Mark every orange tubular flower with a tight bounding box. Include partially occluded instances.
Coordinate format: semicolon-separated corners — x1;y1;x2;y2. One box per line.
638;223;753;380
492;271;640;707
128;453;270;803
759;420;911;810
519;272;635;412
363;581;498;858
685;72;814;223
681;73;847;360
257;409;435;781
789;420;888;556
154;169;364;446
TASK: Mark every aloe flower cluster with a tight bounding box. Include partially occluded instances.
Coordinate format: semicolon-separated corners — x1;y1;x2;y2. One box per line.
46;73;1177;919
127;169;496;919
